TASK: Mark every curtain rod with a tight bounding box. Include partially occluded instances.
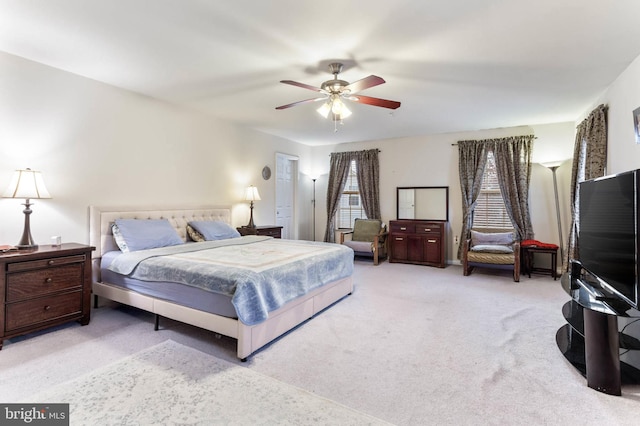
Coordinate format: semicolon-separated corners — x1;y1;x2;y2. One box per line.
329;149;381;155
451;136;537;146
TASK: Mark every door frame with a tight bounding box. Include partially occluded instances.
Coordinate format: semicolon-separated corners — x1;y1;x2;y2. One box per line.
275;152;299;239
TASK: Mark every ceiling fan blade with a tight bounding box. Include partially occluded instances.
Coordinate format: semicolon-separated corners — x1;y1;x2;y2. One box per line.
280;80;326;93
275;97;327;110
348;95;401;109
344;75;385;93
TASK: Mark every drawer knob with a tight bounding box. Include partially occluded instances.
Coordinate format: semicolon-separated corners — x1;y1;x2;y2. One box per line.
48;260;55;266
44;305;51;311
45;277;53;284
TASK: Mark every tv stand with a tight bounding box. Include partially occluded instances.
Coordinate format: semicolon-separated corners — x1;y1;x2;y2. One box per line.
557;262;640;395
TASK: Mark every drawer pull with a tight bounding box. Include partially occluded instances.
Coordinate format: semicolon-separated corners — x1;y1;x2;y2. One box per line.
395;237;404;241
424;228;431;232
45;277;53;283
44;305;51;311
400;227;406;230
48;260;55;266
428;239;437;243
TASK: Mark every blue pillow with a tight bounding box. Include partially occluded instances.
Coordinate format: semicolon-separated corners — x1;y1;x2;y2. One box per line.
188;221;240;241
112;219;183;252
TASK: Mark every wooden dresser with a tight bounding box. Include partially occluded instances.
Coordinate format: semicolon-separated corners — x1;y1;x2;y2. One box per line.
0;243;94;349
389;220;447;268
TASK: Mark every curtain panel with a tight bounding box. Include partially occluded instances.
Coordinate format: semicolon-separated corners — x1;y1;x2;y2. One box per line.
565;104;608;271
456;135;534;259
324;149;381;243
457;141;489;259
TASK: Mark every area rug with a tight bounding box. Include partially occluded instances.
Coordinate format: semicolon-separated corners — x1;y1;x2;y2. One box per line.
30;340;390;425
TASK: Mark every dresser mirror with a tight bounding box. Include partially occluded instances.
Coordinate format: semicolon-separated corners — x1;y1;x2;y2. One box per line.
396;186;449;221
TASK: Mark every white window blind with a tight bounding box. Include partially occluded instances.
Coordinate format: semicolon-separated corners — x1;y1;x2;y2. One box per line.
337;160;367;228
473;152;513;229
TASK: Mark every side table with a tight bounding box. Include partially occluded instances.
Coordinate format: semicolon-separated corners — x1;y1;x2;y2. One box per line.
522;246;558;279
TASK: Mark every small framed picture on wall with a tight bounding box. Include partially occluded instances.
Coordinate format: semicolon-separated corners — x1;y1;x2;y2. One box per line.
634;106;640;144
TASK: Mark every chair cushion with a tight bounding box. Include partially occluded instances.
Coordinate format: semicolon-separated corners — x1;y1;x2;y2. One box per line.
467;251;515;265
352;219;382;242
471;244;514;254
471;230;514;246
343;240;373;253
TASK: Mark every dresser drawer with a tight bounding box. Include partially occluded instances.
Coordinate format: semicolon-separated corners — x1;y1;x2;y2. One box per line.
5;290;83;331
415;223;442;235
6;264;83;302
390;223;415;233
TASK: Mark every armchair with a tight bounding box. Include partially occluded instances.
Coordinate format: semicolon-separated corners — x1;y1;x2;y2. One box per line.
340;219;388;266
462;228;520;282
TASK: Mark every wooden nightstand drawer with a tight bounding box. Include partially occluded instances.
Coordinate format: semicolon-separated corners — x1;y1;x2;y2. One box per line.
5;290;83;331
6;254;86;273
259;229;281;238
6;264;83;302
237;226;282;238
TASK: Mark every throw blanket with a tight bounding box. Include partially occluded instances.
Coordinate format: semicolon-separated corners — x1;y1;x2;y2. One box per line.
108;236;354;325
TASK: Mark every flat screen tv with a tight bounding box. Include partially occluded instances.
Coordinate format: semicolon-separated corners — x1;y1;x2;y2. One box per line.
578;169;639;309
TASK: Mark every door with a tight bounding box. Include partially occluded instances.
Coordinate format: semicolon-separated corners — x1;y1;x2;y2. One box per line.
275;153;298;239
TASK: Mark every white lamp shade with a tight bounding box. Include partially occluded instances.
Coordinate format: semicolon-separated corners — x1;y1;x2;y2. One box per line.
244;186;261;201
317;102;331;118
2;168;51;199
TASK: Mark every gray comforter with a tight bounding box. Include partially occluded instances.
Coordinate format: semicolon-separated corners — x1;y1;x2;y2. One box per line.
107;236;354;325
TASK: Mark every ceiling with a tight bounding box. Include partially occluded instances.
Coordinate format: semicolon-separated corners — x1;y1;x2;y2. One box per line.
2;0;640;146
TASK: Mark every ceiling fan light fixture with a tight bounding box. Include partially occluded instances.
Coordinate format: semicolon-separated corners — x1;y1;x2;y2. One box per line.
317;101;331;118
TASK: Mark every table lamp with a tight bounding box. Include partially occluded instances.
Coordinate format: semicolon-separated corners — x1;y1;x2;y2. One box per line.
244;185;261;228
2;168;51;249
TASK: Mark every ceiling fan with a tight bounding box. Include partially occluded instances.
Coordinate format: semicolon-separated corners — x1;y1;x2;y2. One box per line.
275;62;401;122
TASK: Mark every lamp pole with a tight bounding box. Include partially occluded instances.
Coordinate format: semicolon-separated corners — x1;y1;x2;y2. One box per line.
312;178;316;241
549;166;564;261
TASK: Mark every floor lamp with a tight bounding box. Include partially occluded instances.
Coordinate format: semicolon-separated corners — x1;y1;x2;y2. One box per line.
312;178;316;241
543;162;564;261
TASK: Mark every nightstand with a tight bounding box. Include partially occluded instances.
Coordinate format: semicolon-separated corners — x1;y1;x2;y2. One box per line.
0;243;95;349
237;225;283;238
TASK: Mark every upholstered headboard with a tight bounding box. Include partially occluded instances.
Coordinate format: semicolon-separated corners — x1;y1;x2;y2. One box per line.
89;205;232;260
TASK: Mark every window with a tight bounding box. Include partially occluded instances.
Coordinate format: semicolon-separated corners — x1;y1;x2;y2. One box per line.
337;160;367;228
473;151;513;229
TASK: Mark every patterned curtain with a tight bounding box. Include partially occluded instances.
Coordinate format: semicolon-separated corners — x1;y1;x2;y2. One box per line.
457;140;489;259
565;104;608;271
324;152;354;242
354;149;381;221
492;135;535;241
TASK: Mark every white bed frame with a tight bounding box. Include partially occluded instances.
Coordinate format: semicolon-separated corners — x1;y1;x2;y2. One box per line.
89;205;353;360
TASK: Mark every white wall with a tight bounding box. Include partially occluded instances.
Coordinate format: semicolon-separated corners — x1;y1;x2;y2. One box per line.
310;122;576;263
577;53;640;174
0;52;312;246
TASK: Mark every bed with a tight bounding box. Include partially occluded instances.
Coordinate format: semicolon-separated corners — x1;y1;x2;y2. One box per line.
89;205;354;361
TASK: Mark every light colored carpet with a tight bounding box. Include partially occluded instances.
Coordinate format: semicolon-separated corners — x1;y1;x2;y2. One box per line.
1;261;639;425
28;340;388;425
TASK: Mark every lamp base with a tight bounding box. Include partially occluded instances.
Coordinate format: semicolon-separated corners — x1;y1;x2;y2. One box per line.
16;200;38;250
247;201;256;228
